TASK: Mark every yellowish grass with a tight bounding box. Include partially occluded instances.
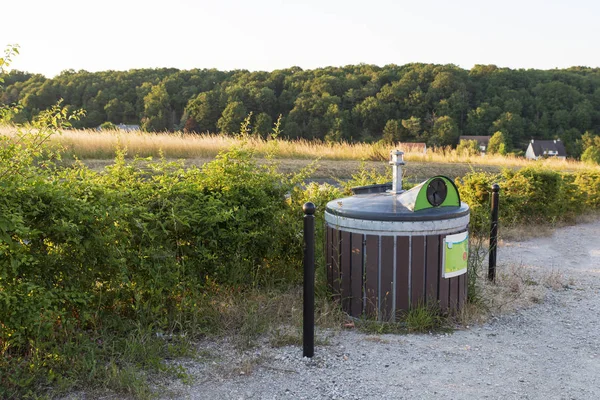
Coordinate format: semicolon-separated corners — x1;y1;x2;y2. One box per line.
2;125;599;173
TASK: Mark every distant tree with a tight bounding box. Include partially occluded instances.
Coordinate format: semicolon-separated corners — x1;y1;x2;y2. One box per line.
401;116;421;141
465;103;501;136
490;112;523;149
381;119;400;145
100;121;117;130
456;139;480;156
487;131;507;155
5;59;600;148
581;146;600;165
431;115;459;146
217;101;247;134
185;90;222;133
283;119;301;138
253;112;272;137
183;117;199;133
104;98;123;123
579;131;600;163
141;84;171;131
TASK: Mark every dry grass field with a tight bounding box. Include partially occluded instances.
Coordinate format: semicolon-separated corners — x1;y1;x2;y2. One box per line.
2;125;598;181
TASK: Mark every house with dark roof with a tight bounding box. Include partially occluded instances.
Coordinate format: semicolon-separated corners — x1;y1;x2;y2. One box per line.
458;135;491;154
525;139;567;160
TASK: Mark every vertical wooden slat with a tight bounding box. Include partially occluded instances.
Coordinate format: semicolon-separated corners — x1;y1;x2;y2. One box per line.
458;272;467;310
425;235;440;305
380;236;394;320
340;231;352;313
331;229;341;300
365;235;379;318
351;233;363;317
449;277;459;311
326;226;332;292
410;236;425;308
438;235;449;312
395;236;410;313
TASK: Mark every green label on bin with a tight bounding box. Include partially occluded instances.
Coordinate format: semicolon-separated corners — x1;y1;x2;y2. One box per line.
443;231;468;278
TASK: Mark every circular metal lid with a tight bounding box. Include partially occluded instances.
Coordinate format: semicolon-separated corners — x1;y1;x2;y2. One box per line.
325;192;470;222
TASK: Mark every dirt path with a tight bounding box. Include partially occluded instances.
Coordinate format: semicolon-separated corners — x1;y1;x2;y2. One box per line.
166;221;600;400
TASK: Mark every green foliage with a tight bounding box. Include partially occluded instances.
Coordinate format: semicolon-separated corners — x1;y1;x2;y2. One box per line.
0;137;311;397
431;115;459;146
487;131;507;155
456;139;480;156
270;114;283;139
253;112;272;137
381;119;400;145
403;305;445;333
456;166;596;231
141;84;171;131
0;44;19;83
401;116;421;141
100;121;117;130
581;145;600;165
217;101;247;134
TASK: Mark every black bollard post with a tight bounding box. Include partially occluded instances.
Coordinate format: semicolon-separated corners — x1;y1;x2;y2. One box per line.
488;184;500;282
303;202;316;358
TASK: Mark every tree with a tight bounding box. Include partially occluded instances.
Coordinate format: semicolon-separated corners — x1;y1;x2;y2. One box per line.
184;90;222;133
456;139;479;156
381;119;400;145
141;84;171;132
217;101;247;134
401;116;421;141
253;112;272;137
487;131;507;155
490;112;523;149
581;146;600;165
431;115;459;146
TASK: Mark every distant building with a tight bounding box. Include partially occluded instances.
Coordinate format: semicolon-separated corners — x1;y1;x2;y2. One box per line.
398;142;427;154
97;123;141;132
459;136;491;154
116;124;140;132
525;139;567;160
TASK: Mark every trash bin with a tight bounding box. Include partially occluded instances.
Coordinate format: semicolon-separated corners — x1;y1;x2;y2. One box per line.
325;150;470;320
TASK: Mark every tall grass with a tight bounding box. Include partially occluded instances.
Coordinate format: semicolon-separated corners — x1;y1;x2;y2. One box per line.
1;124;597;172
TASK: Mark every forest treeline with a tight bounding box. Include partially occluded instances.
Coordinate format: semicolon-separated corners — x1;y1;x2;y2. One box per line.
2;63;600;157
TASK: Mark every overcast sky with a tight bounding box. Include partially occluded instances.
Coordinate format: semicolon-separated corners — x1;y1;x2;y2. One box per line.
3;0;599;77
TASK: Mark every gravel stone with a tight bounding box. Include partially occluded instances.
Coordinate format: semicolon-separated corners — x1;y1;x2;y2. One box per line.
164;220;600;400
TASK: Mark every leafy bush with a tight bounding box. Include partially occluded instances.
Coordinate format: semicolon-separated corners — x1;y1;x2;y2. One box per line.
0;135;312;396
456;166;599;232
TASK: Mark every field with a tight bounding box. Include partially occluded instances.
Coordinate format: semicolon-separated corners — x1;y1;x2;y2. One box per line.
1;125;596;178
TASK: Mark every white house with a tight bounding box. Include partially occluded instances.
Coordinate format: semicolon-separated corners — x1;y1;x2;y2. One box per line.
525;139;567;160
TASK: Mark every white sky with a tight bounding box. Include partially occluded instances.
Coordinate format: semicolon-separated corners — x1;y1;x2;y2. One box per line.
2;0;600;77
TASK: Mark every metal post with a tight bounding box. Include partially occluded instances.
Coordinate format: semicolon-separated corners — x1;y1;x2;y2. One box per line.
389;150;405;194
488;184;500;282
303;202;316;358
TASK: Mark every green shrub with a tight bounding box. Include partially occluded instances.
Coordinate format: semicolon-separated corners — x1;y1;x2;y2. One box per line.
574;171;600;209
456;166;594;232
0;142;310;397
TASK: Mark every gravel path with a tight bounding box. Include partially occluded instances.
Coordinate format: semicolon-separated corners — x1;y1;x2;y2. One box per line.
166;221;600;400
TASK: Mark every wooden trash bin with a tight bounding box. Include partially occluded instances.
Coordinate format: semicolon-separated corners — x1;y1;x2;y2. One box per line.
325;172;470;320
